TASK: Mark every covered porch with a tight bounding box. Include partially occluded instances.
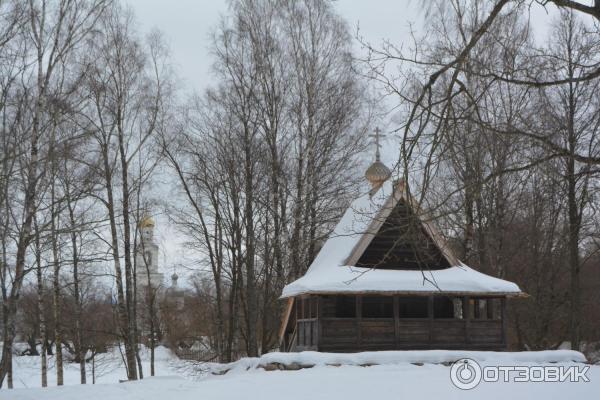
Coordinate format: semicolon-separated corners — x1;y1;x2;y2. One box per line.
282;294;507;353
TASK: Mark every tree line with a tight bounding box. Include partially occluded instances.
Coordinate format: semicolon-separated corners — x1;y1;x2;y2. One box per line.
1;0;600;390
360;0;600;353
0;0;370;388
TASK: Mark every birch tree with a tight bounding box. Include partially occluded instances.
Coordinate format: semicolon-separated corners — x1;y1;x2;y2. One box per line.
0;0;108;387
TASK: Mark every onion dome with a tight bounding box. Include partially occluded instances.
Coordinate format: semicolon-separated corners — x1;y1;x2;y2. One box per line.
139;214;155;229
365;160;391;186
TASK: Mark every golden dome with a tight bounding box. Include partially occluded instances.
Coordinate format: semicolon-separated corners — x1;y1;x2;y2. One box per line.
139;214;155;229
365;160;391;185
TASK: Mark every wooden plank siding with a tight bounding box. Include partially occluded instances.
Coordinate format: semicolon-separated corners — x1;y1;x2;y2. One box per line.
354;198;451;270
292;294;507;352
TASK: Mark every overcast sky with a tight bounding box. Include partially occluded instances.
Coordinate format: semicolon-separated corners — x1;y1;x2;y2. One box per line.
124;0;560;94
121;1;433;275
123;0;430;92
121;0;561;277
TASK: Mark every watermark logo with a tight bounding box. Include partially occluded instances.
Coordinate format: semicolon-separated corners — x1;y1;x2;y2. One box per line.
450;358;482;390
450;358;591;390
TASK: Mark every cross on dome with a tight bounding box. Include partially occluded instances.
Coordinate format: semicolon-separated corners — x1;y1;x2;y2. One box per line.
365;127;391;189
369;127;386;162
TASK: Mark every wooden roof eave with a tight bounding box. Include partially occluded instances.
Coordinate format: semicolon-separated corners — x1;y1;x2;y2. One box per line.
280;290;529;299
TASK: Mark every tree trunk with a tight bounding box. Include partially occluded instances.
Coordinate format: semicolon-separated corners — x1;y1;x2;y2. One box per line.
243;124;258;357
101;144;137;380
50;178;64;386
566;76;581;351
67;198;86;384
34;217;48;387
117;108;139;380
0;65;40;390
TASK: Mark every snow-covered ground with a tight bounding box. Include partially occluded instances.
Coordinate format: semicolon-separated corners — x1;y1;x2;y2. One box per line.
8;345;177;388
3;348;599;399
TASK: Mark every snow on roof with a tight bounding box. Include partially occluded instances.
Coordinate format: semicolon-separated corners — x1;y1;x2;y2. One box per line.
281;180;523;298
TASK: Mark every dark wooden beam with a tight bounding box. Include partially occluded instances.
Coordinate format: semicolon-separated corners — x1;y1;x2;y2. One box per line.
428;295;434;347
501;297;507;348
393;295;399;349
356;296;362;346
316;295;323;351
463;296;471;345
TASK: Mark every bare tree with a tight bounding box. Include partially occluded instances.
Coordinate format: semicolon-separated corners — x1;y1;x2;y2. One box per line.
79;3;167;380
162;0;369;359
0;0;108;387
361;0;600;351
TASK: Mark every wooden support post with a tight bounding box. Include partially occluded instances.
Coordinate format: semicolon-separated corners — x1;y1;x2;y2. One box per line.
316;296;322;351
463;296;471;345
307;296;312;347
355;296;362;347
428;296;434;347
501;297;507;349
292;297;302;350
393;296;399;349
487;298;494;320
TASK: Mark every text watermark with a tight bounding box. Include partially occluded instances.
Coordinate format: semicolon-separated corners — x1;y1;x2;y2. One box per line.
450;358;590;390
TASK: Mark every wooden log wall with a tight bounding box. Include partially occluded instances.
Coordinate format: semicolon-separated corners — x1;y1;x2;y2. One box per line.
293;294;507;353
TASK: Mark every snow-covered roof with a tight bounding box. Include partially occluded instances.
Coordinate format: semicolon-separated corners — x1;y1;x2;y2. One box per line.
281;180;523;298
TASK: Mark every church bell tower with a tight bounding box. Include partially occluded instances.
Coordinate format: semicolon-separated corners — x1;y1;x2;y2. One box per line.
136;214;164;288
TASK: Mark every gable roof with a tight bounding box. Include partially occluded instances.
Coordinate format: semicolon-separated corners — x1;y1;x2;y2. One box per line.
281;179;523;298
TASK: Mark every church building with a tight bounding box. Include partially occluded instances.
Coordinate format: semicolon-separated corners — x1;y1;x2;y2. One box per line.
136;214;165;288
279;129;525;353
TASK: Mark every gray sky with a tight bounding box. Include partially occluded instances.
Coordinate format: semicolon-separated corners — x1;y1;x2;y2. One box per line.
124;0;433;92
122;1;430;275
122;0;560;277
124;0;558;94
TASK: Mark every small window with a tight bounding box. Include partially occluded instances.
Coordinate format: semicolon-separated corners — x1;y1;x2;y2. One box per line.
468;298;476;319
453;298;463;319
303;298;310;319
492;298;502;320
478;298;497;320
434;296;454;318
478;299;488;319
469;298;489;320
467;298;493;320
362;296;393;318
310;297;318;318
398;297;428;318
321;296;336;317
305;322;311;346
298;322;305;345
473;299;481;319
335;296;356;318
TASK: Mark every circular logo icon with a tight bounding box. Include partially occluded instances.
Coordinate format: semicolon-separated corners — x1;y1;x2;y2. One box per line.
450;358;482;390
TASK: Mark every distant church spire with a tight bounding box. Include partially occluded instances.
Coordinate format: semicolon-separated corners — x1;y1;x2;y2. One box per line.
365;126;391;191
